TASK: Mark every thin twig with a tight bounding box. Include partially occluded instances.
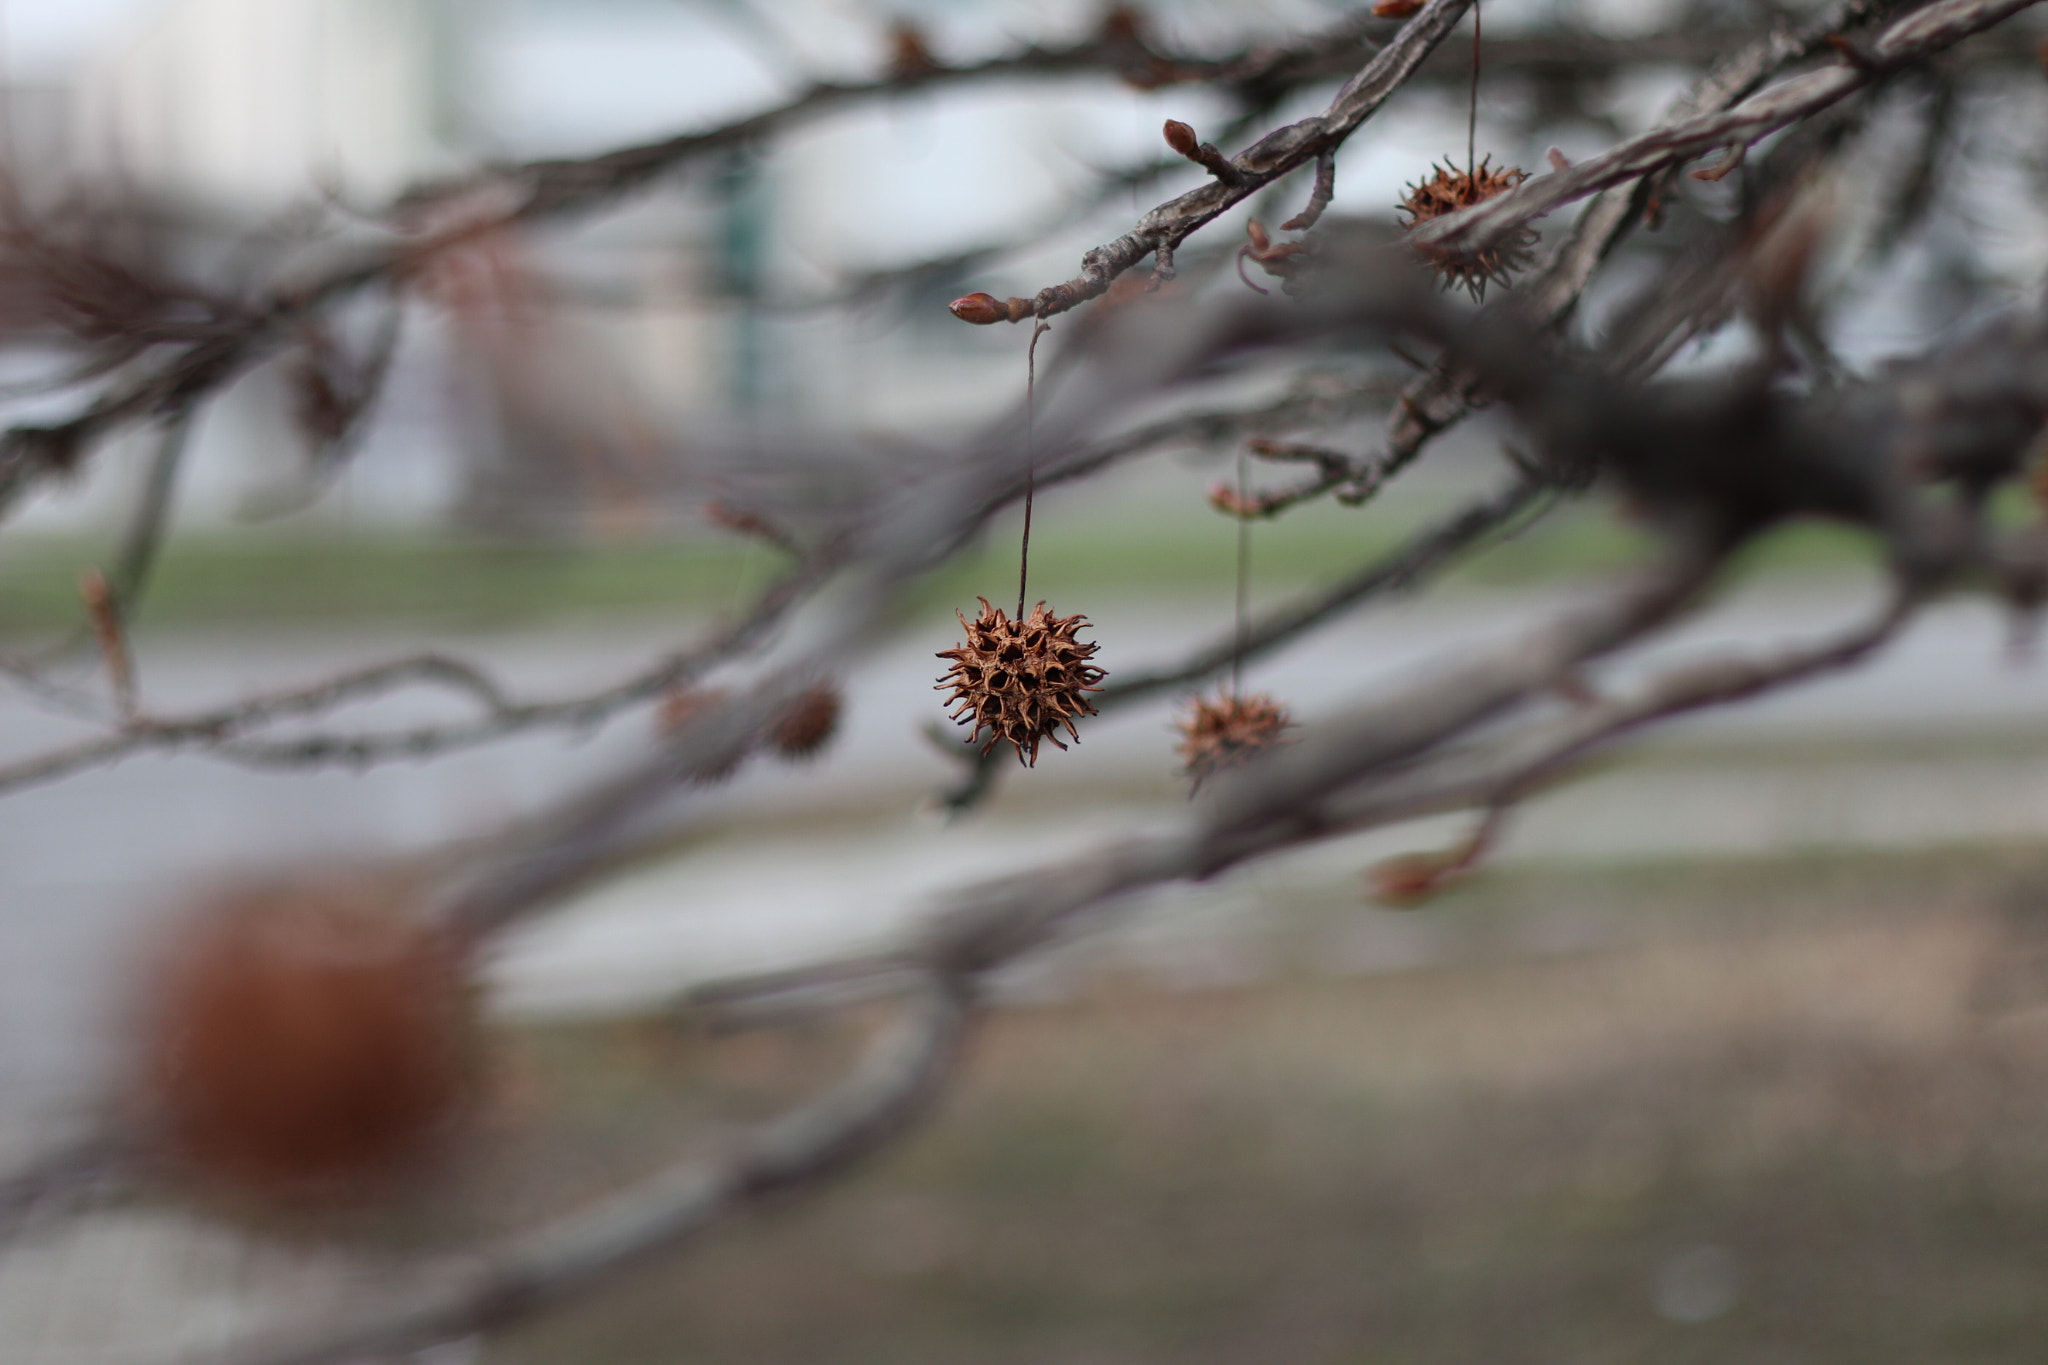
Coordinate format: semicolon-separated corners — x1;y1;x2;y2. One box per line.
1011;0;1479;321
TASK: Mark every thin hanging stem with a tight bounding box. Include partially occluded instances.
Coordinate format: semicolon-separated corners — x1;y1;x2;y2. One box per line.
1018;321;1050;619
1232;444;1249;699
1467;0;1481;179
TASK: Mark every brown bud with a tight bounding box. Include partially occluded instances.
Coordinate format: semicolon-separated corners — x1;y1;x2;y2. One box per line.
949;293;1033;324
78;566;112;615
1207;482;1261;519
887;20;939;79
289;351;352;448
1162;119;1199;159
1366;815;1497;906
1371;0;1424;16
950;292;1009;325
1365;849;1463;906
701;500;797;552
1101;5;1146;43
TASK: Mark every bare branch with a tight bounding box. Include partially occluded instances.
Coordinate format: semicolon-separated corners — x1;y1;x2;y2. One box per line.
997;0;1477;323
1236;0;1928;519
1409;0;2043;264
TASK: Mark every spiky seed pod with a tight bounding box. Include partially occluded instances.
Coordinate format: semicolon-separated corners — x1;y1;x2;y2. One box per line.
936;598;1106;765
1175;690;1293;788
136;877;478;1205
1396;156;1537;301
772;682;842;760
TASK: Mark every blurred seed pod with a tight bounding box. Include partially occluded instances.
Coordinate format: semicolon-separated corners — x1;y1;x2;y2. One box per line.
134;876;479;1205
1175;690;1292;789
771;682;842;761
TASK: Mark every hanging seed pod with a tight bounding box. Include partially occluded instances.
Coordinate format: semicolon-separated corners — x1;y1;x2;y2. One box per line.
1396;156;1536;301
936;598;1106;765
771;681;842;760
135;877;478;1205
1175;690;1292;789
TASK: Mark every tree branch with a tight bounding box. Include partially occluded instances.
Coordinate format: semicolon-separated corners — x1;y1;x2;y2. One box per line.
1007;0;1477;322
1408;0;2042;263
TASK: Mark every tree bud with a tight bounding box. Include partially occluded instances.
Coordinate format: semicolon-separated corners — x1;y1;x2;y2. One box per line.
949;292;1011;325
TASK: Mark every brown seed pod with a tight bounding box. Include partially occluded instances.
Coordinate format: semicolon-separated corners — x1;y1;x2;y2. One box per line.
1175;690;1292;788
935;598;1106;765
771;681;842;760
1396;156;1536;301
135;877;478;1204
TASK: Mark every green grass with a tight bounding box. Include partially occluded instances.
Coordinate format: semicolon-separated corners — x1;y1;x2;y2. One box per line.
0;533;787;634
0;500;1884;635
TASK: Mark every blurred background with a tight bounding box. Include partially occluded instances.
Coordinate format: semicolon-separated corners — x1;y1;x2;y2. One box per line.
3;0;2048;1360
